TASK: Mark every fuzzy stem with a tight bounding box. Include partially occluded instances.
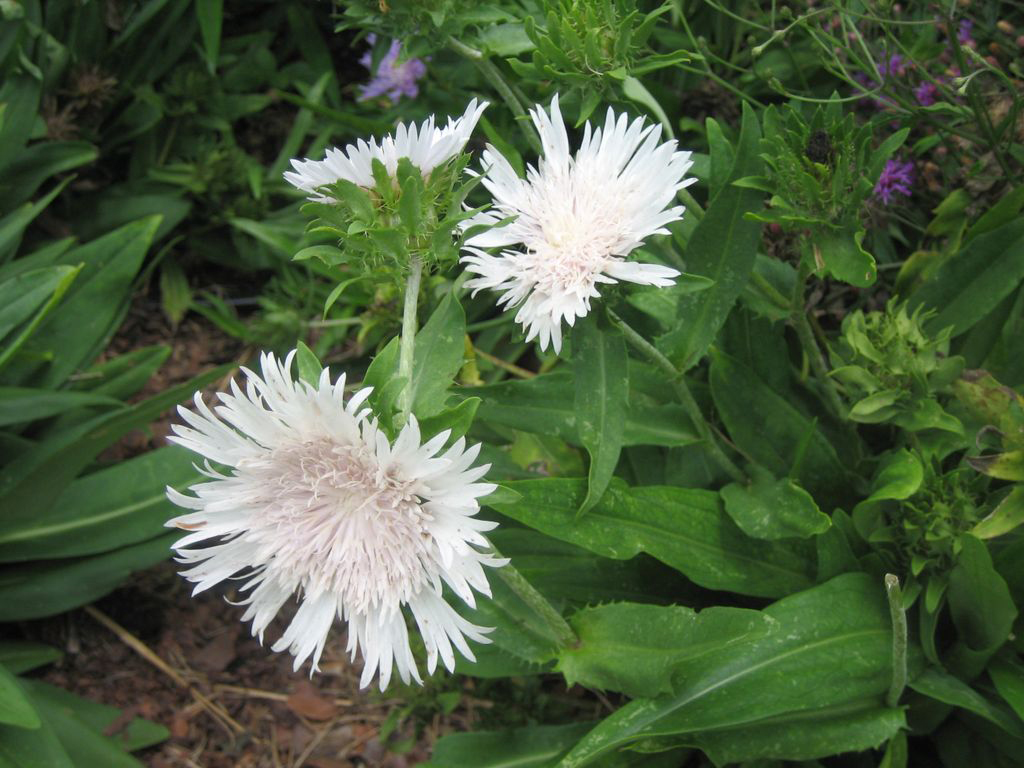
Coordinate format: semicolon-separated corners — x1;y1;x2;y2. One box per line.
447;36;543;156
791;263;847;419
397;255;423;425
885;573;908;707
493;554;577;649
608;310;745;484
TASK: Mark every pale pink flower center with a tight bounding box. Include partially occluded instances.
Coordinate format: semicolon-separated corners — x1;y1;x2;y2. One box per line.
238;438;434;614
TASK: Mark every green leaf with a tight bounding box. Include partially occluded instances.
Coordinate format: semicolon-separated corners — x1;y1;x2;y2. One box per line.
721;470;831;540
0;447;198;562
658;101;763;370
947;534;1018;654
572;315;628;514
0;388;122;427
705;117;734;200
492;478;816;598
990;656;1024;723
910;666;1024;738
909;217;1024;338
815;225;876;287
396;157;423;235
968;450;1024;482
0;76;41;171
0;642;61;676
621;75;673;138
0;365;231;542
964;185;1024;244
68;345;170;400
417;397;479;441
0;265;80;370
0;177;70;263
709;349;849;508
866;449;924;502
292;244;348;266
295;341;323;386
0;533;177;621
0;665;38;729
973;487;1024;539
362;337;402;431
557;603;771;698
24;680;167;757
559;573;895;766
0;142;97;211
686;704;905;766
410;293;466;417
462;371;698;448
459;566;564;667
424;722;597;768
158;258;190;327
0;716;73;768
195;0;223;73
489;528;693;609
9;217;161;388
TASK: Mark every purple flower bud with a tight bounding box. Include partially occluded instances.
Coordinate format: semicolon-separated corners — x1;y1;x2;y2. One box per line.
877;53;907;77
873;158;915;205
357;36;427;105
914;81;938;106
958;19;974;45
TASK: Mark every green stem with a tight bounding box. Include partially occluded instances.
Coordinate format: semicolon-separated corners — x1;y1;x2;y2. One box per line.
467;313;513;333
447;36;543;156
398;255;423;425
493;550;577;649
608;309;745;484
678;187;705;221
885;574;908;708
791;262;846;420
750;272;790;310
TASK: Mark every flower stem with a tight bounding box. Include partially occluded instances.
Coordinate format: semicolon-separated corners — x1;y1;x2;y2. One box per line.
492;553;577;649
398;255;423;425
791;264;846;420
608;309;745;484
885;573;907;707
446;36;543;156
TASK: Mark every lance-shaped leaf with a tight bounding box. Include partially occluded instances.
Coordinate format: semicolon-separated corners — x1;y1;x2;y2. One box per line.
657;101;763;370
909;217;1024;338
558;573;897;766
492;478;816;598
557;603;773;698
721;469;831;540
461;371;698;448
572;315;628;514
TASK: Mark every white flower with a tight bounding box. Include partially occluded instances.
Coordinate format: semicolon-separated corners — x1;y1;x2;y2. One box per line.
461;95;695;353
165;351;503;690
284;99;488;202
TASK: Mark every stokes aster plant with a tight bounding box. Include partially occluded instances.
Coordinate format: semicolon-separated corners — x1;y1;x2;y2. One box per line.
7;1;1024;766
159;4;1024;760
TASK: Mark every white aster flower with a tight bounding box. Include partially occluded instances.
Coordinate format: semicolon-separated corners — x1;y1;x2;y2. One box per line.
461;95;695;353
165;351;503;690
284;99;488;202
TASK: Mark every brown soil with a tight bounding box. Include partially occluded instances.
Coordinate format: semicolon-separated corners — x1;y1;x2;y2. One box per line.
30;563;447;767
99;292;248;461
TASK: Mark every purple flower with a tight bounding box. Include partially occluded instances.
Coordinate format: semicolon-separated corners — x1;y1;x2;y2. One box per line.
915;81;938;106
957;19;974;45
874;158;915;205
877;53;906;77
358;35;427;104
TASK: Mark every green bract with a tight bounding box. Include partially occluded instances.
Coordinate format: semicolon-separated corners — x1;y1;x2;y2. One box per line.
508;0;688;124
300;155;485;283
742;101;908;287
831;302;964;433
